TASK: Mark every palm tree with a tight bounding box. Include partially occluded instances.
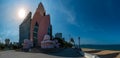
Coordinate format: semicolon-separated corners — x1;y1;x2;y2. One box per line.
70;38;75;46
5;38;10;45
78;37;80;48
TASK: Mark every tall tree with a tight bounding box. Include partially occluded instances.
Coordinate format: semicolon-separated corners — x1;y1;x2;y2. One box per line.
5;38;10;45
70;38;75;46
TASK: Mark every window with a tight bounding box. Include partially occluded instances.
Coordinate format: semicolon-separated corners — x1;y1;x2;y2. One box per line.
33;22;39;46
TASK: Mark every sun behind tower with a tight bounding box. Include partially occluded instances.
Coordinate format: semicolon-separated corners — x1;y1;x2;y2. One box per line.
18;8;26;19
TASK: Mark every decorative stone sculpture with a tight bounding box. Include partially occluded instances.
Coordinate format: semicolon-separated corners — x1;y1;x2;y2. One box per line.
41;35;54;48
41;35;60;48
23;39;33;52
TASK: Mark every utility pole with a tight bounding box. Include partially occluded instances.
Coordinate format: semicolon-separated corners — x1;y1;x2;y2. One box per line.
78;37;80;49
68;34;71;42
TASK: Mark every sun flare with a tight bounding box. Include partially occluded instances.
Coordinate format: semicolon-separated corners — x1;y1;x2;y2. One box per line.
18;8;26;19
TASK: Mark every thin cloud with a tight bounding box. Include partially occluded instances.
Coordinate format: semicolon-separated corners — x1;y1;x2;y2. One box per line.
50;0;78;26
0;29;19;42
51;0;106;34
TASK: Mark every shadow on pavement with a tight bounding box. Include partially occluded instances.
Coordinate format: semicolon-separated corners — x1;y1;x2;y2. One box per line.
16;48;84;57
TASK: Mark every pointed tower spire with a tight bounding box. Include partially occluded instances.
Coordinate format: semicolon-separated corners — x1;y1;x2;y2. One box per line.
37;2;46;16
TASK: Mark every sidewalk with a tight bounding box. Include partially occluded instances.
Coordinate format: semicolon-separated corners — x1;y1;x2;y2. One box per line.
0;48;84;58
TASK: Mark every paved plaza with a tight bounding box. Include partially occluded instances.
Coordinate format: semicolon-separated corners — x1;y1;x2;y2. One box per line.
0;48;83;58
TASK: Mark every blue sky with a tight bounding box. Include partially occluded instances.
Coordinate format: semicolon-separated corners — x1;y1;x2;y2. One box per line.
0;0;120;44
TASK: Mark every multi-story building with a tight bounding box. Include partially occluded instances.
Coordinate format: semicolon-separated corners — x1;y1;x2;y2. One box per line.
30;3;52;47
19;3;52;47
19;12;32;44
55;33;62;39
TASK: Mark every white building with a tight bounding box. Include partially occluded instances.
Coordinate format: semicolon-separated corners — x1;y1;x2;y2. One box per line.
55;33;62;38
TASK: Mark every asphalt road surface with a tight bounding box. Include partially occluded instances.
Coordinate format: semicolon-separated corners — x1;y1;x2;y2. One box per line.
0;48;84;58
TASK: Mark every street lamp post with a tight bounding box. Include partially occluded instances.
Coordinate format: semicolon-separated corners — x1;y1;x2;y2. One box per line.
78;37;80;49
